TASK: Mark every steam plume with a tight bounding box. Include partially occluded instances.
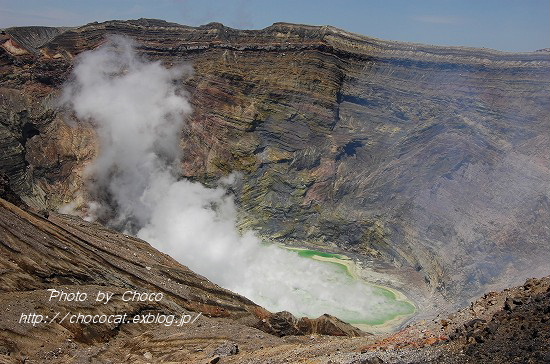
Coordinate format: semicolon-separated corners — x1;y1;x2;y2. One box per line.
62;36;412;324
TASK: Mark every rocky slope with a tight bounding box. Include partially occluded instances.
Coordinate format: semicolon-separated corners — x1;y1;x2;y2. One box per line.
1;191;548;362
1;19;549;313
0;194;365;363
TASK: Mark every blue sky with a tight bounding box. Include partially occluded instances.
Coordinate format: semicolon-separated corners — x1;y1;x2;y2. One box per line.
1;0;548;52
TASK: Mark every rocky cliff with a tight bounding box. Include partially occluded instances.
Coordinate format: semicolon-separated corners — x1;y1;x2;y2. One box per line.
1;19;549;308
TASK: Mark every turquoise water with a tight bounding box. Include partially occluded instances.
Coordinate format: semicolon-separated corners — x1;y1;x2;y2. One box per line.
288;248;416;326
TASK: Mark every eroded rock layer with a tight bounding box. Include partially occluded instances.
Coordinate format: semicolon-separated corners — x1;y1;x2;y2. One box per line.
0;197;363;362
1;20;549;307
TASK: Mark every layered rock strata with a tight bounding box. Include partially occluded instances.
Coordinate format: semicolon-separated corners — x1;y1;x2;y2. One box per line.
1;20;549;307
0;197;363;362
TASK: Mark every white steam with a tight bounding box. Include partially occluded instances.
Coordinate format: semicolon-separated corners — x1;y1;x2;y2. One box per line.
62;36;412;324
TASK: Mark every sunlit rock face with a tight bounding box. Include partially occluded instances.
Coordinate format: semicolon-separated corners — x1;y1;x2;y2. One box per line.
1;19;549;305
0;196;366;361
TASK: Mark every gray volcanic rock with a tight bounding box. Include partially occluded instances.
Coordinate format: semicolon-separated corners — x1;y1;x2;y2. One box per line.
0;19;549;309
2;26;70;54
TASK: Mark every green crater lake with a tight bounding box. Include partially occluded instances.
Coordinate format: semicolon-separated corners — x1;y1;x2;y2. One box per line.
286;247;416;329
